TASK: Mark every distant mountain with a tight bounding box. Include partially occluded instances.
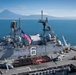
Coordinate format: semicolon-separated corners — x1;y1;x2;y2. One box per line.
25;15;59;20
0;10;76;20
0;10;24;19
0;10;59;19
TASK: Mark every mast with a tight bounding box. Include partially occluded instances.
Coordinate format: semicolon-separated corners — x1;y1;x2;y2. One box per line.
19;18;21;30
41;10;43;20
39;10;50;45
18;18;21;36
39;10;51;54
11;21;17;42
10;19;21;48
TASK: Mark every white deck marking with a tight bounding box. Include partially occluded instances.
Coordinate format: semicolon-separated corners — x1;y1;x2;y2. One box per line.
17;67;31;71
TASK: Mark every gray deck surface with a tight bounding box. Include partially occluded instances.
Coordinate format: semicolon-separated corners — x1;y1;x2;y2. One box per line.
0;49;76;75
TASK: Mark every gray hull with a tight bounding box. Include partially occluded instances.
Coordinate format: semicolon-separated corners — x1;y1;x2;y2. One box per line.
0;42;63;60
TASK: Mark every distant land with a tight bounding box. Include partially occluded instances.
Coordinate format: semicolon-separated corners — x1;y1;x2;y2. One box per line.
0;10;76;20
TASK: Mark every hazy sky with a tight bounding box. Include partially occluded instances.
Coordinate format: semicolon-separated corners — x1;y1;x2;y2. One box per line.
0;0;76;17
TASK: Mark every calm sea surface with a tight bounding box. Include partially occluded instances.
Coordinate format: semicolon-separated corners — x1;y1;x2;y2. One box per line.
0;19;76;46
0;19;76;75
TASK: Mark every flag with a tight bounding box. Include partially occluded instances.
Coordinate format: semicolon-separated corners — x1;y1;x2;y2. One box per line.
21;30;31;44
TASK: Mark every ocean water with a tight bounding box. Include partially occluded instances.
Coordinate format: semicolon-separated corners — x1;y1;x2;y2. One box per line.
0;19;76;46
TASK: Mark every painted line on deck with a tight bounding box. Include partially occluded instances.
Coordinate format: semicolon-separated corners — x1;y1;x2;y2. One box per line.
17;67;31;71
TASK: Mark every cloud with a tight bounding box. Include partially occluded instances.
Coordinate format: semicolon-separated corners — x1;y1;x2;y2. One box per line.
45;9;76;17
0;5;28;15
1;5;76;17
9;5;27;15
35;10;48;15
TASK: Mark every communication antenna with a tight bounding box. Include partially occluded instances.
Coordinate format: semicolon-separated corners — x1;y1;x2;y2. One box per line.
18;18;21;31
62;36;68;46
41;10;43;20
